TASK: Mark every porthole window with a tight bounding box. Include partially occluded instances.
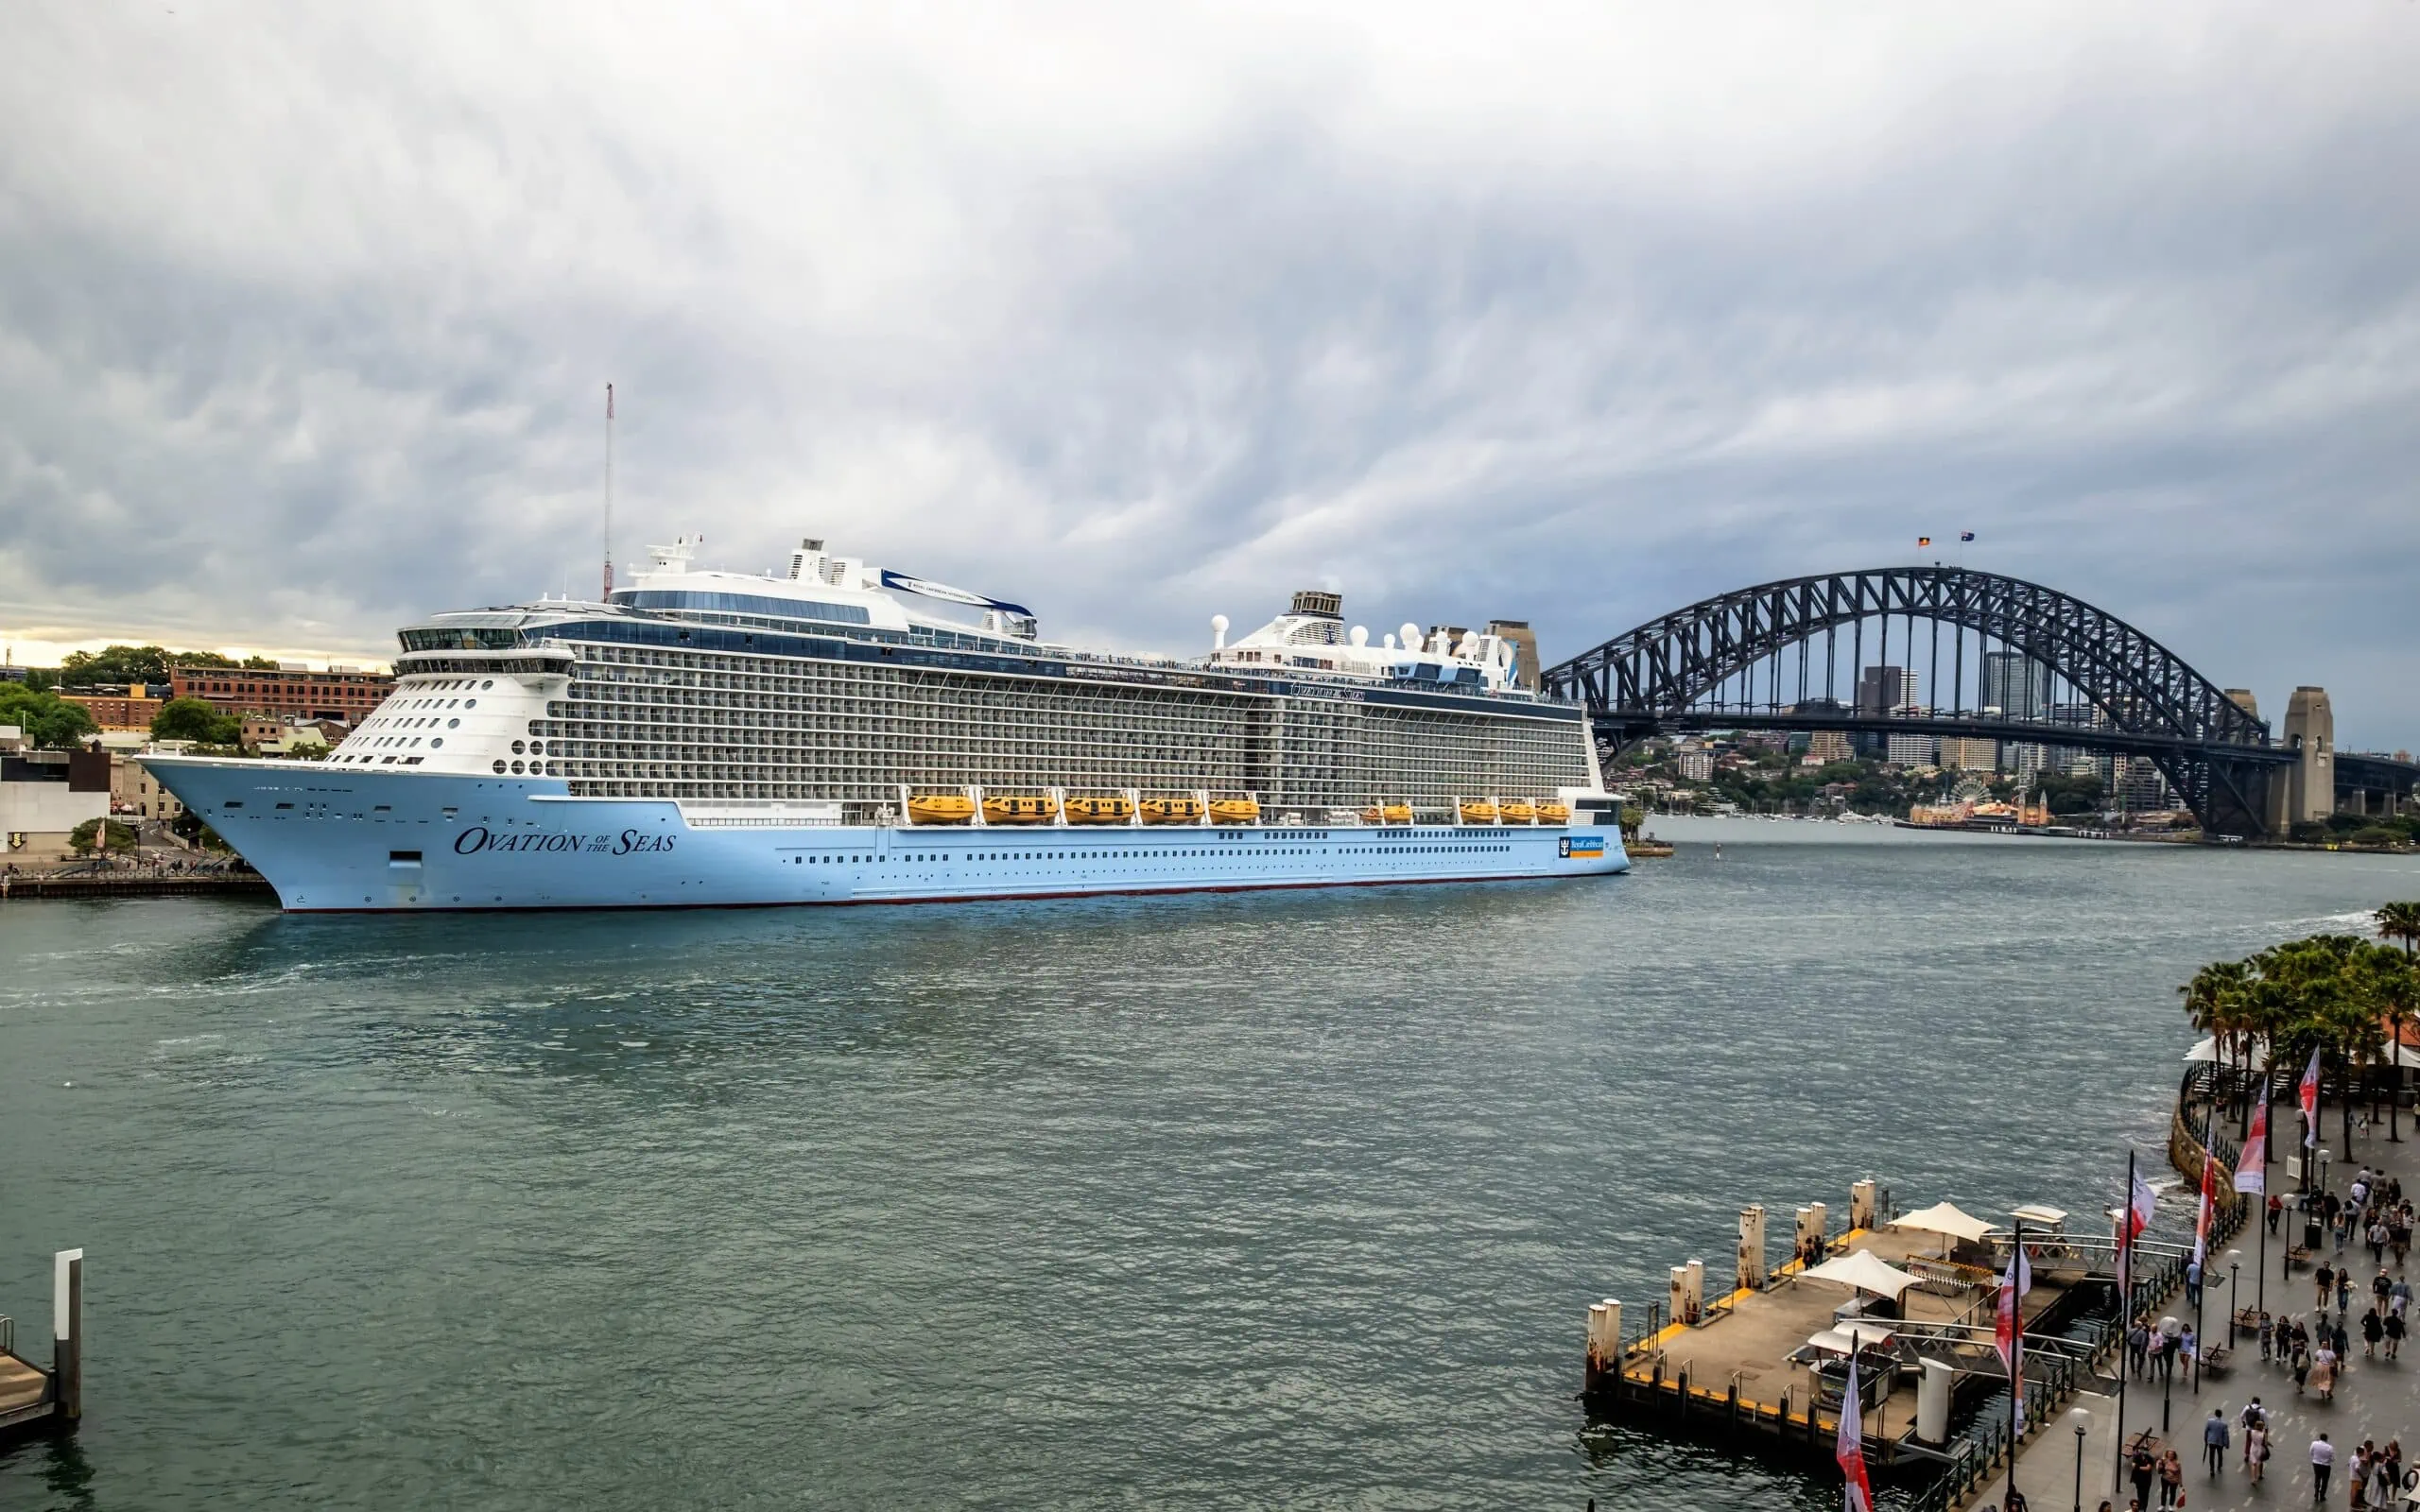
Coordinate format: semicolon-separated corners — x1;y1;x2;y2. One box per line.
481;679;494;690
511;740;526;754
465;698;477;709
493;759;508;774
447;718;458;729
430;738;443;748
511;761;526;774
528;741;544;755
531;762;546;775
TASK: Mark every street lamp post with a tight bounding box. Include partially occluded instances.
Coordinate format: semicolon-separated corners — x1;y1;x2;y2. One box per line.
2159;1315;2179;1431
2069;1403;2092;1512
2225;1248;2243;1347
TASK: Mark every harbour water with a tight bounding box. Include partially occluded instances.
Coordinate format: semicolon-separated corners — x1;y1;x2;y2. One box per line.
3;839;2414;1508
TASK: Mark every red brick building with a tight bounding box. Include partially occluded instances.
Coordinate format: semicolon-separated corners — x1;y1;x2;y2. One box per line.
169;665;393;724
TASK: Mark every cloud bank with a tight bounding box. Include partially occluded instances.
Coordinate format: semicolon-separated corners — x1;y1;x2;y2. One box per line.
3;5;2415;745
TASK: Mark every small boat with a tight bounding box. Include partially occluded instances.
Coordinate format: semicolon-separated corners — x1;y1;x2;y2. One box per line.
905;793;976;826
1459;799;1498;824
1139;797;1205;825
1498;800;1537;825
1362;802;1413;825
1535;801;1571;825
1063;795;1136;825
982;795;1054;825
1208;798;1260;825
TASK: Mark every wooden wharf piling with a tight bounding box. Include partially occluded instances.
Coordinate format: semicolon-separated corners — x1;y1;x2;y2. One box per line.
0;1249;84;1441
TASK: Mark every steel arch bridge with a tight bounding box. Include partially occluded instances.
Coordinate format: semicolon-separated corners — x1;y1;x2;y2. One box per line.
1539;565;2292;838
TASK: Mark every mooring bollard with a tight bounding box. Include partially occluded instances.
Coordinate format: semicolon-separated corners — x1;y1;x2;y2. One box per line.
1850;1178;1876;1230
53;1248;82;1422
1738;1205;1768;1291
1584;1298;1622;1392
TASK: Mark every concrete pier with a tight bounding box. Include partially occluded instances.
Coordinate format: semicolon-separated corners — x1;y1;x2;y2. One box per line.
0;1248;82;1440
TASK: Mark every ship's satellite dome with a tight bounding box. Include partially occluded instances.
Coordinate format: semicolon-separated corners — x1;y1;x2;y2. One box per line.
1349;625;1369;647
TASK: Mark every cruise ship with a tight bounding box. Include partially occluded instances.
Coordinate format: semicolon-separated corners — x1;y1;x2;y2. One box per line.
141;539;1628;911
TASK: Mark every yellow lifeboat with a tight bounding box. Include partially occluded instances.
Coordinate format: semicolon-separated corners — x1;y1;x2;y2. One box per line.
1459;799;1499;825
1063;795;1136;825
1208;798;1261;825
1358;803;1414;825
1139;797;1204;825
905;793;976;826
1536;801;1572;826
982;795;1054;825
1498;800;1537;825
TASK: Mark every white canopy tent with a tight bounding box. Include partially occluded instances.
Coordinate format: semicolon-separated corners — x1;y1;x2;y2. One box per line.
1801;1250;1923;1300
1891;1202;1996;1245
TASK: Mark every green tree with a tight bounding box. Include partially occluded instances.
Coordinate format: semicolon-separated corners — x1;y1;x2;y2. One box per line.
150;696;241;744
2377;902;2420;959
0;684;100;748
68;817;137;854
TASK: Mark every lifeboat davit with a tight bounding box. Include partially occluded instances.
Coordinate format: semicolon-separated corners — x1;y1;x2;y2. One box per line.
1459;800;1499;824
982;795;1054;825
1535;801;1571;826
1208;798;1260;825
1498;800;1537;825
1139;797;1204;825
1063;795;1136;825
906;793;976;826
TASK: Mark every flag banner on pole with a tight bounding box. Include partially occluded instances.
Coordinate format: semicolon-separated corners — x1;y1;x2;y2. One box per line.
1916;536;1932;547
2301;1048;2323;1146
2120;1167;2157;1292
2195;1154;2220;1263
1995;1256;2026;1433
1836;1354;1874;1512
1960;531;1976;541
2237;1097;2268;1193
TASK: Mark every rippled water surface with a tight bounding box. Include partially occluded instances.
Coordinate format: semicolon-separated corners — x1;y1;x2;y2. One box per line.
4;835;2415;1508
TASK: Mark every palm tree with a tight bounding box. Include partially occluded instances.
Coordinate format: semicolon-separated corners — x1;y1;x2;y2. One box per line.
2182;960;2256;1130
2358;940;2420;1141
2379;902;2420;959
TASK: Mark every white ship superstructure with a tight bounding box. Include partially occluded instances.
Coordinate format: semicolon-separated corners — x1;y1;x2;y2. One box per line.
143;539;1627;911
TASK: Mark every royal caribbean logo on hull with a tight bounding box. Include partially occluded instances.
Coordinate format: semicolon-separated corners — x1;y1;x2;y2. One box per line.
1558;835;1606;858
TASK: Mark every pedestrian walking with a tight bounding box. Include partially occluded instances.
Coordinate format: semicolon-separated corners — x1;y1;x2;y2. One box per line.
2249;1420;2272;1484
2338;1274;2354;1317
2188;1258;2204;1306
2292;1332;2313;1394
2314;1433;2337;1503
2131;1319;2152;1379
2319;1262;2337;1310
2375;1268;2394;1309
2272;1194;2286;1234
2206;1408;2233;1475
2262;1311;2277;1361
2312;1340;2340;1401
2387;1308;2407;1359
2132;1443;2158;1508
2159;1448;2184;1507
2362;1306;2383;1358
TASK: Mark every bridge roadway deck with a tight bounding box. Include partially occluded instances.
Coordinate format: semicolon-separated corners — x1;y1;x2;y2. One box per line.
1631;1224;2080;1452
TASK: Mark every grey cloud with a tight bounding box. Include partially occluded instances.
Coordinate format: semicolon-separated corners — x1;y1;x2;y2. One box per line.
1;5;2414;747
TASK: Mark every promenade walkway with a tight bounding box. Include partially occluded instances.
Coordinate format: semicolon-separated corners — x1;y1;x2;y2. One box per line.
1981;1097;2420;1511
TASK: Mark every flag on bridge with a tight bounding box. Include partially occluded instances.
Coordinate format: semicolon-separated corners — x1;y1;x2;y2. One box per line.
1960;531;1976;541
2301;1049;2323;1146
1916;536;1931;547
1837;1354;1874;1512
2237;1097;2268;1194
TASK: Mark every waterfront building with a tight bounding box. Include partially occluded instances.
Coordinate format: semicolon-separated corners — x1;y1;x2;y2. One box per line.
59;688;164;730
2;749;110;862
111;753;185;821
1806;730;1854;765
169;663;392;724
1981;652;2050;720
1936;736;1998;771
1885;731;1937;767
1675;748;1715;782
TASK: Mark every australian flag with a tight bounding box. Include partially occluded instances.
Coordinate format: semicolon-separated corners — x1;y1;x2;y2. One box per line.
1960;531;1976;541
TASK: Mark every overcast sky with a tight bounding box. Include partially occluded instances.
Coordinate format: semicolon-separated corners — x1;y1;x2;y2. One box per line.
3;6;2414;747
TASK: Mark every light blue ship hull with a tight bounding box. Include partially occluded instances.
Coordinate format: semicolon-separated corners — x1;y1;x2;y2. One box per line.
144;758;1629;912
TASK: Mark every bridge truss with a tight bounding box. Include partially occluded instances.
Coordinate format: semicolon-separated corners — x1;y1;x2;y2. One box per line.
1540;566;2290;837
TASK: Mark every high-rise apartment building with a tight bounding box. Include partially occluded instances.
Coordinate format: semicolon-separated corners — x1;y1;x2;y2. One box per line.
1981;652;2051;720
